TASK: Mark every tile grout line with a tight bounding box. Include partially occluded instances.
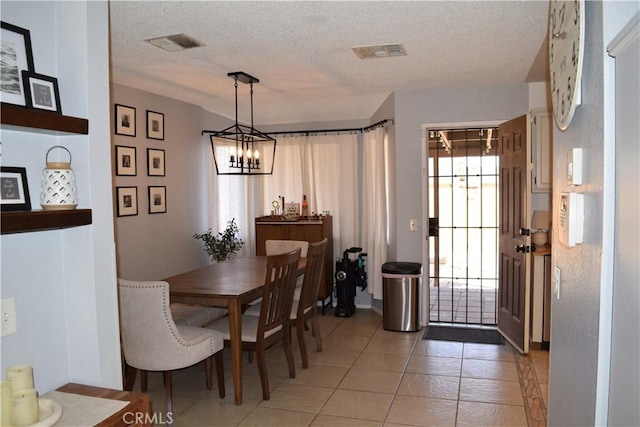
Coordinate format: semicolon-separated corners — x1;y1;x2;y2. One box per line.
308;319;371;426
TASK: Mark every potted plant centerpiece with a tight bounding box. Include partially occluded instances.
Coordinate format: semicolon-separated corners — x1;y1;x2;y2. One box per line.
194;218;245;262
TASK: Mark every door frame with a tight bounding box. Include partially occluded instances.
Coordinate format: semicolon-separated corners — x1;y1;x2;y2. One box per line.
421;120;505;327
597;13;640;425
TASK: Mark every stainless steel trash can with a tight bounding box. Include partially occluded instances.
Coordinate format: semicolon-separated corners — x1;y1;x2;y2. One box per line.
382;262;422;332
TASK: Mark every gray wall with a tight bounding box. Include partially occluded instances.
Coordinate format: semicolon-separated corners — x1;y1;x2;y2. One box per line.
392;85;530;263
112;84;233;280
547;2;640;425
112;88;372;281
1;1;121;392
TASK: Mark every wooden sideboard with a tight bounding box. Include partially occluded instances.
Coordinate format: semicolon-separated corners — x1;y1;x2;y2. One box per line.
255;216;333;312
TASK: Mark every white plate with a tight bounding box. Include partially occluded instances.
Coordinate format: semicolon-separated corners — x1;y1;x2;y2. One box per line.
28;398;63;427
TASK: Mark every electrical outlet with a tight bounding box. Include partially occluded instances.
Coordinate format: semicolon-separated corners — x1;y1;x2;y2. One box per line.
409;219;418;231
1;298;17;337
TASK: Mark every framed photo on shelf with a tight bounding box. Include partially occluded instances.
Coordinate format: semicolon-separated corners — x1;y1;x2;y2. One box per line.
147;148;165;176
146;110;164;140
116;186;138;217
0;21;35;106
148;186;166;214
115;145;137;176
0;166;31;212
115;103;136;136
22;71;62;113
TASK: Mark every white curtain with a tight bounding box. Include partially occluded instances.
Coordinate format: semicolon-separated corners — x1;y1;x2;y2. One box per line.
211;133;359;261
208;154;260;256
209;129;388;294
362;127;389;299
262;134;359;260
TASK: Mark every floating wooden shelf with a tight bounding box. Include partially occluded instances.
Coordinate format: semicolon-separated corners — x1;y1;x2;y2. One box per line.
1;209;92;234
1;103;91;233
1;102;88;135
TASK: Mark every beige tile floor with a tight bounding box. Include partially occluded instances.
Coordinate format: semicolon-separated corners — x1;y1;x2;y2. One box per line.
137;309;549;426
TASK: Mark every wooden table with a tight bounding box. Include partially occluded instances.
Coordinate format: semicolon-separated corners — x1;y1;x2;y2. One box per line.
164;256;305;405
53;383;151;426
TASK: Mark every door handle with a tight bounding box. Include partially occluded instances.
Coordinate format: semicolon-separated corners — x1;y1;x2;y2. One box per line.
515;244;532;253
519;228;530;236
428;217;439;237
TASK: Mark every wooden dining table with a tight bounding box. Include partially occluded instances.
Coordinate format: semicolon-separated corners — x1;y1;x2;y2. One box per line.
163;256;305;405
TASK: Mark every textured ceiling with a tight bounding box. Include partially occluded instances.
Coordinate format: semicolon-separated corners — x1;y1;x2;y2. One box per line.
109;1;550;125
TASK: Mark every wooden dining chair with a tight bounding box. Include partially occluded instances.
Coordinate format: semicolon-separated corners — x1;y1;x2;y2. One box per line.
291;238;328;368
247;239;328;368
117;279;226;420
206;249;301;400
265;240;309;257
244;239;308;317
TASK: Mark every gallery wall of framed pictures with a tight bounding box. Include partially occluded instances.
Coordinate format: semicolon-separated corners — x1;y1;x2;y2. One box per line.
1;20;69;215
1;21;63;113
112;101;169;216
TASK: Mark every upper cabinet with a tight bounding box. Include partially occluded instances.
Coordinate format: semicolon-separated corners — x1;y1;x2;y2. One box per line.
530;108;553;192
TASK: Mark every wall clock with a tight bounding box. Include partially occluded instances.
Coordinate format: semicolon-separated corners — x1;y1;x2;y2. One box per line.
548;0;585;131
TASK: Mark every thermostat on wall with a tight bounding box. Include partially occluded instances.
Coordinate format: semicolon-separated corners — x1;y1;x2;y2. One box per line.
559;192;584;247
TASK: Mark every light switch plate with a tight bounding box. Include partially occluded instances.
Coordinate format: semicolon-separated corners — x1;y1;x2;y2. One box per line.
409;219;418;231
1;298;17;337
568;148;584;185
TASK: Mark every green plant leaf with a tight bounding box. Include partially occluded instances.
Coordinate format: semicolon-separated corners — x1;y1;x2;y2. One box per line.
193;218;244;262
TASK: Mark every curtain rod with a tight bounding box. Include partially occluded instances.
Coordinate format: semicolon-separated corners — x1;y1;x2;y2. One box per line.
266;118;392;136
202;118;392;137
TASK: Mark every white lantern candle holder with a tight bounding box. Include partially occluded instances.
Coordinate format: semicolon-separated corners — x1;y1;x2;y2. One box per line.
40;146;78;210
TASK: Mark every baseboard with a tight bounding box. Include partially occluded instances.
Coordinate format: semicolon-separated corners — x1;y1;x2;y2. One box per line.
370;305;382;316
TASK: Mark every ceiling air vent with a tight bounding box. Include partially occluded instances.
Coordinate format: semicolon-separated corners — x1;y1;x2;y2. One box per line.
352;43;407;59
145;33;205;52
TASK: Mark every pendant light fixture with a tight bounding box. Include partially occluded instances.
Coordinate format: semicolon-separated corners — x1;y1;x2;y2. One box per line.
205;71;276;175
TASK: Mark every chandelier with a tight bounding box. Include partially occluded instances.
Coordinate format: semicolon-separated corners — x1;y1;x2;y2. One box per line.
205;71;276;175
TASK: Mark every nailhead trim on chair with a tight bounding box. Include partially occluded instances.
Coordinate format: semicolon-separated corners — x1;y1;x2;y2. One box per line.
122;282;216;353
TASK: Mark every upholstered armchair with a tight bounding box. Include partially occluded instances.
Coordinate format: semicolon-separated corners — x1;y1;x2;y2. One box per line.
118;279;225;419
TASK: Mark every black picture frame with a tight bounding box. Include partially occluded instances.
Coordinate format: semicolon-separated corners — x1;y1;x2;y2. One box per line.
116;186;138;217
147;148;165;176
0;166;32;212
146;110;164;140
22;71;62;114
0;21;35;106
148;186;166;214
115;145;137;176
115;103;136;137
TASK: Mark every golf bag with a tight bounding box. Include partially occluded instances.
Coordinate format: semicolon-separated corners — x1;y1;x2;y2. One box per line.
334;247;367;317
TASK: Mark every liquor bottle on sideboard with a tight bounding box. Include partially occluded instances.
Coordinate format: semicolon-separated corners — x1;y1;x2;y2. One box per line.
301;195;309;219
